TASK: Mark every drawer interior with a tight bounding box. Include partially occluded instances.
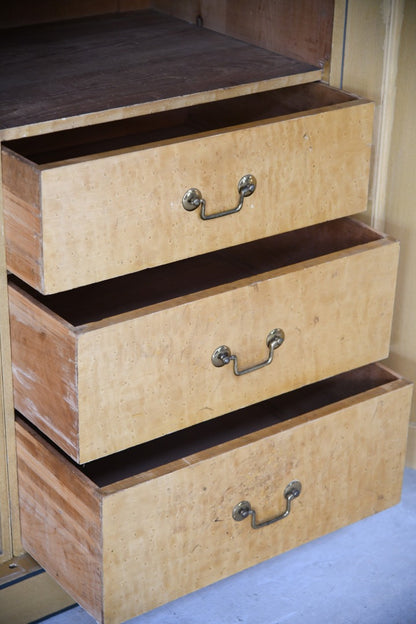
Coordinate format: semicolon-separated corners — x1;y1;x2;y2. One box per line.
25;364;395;485
9;218;382;326
3;83;358;165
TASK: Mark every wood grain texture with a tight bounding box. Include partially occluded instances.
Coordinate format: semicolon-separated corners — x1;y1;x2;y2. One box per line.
8;285;79;460
3;87;373;293
15;418;102;621
77;235;398;461
15;370;412;623
153;0;335;67
0;149;22;559
101;378;410;621
81;363;401;489
2;148;43;290
0;0;122;28
8;220;399;463
0;10;320;139
0;150;12;559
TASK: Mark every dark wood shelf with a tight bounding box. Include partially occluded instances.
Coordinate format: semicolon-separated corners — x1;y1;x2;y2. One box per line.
0;10;321;139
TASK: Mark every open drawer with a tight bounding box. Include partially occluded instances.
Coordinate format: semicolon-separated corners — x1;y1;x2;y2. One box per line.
9;218;399;462
2;82;373;294
16;363;412;624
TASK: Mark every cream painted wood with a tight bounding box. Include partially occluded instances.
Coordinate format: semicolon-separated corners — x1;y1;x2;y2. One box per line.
328;0;346;87
16;370;412;623
344;0;404;232
382;0;416;468
330;0;404;230
332;0;416;467
2;88;373;293
9;220;399;463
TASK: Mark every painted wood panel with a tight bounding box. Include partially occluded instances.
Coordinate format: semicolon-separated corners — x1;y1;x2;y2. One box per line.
331;0;416;467
383;0;416;466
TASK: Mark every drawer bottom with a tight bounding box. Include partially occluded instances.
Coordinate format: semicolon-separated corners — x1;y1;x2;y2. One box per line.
16;364;412;624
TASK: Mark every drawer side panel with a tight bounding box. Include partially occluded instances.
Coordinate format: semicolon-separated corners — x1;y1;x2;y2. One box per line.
40;100;373;293
101;380;412;623
9;284;79;460
15;418;103;622
78;238;399;461
2;148;43;291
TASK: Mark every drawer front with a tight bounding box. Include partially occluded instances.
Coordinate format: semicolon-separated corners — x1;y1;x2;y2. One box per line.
9;222;399;463
16;368;412;624
2;85;373;294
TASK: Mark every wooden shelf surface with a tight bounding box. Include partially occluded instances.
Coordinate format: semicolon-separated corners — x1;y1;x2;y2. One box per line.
0;10;321;139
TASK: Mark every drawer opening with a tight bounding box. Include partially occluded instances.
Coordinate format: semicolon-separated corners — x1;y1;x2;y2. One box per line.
29;363;395;486
3;83;359;165
9;217;383;327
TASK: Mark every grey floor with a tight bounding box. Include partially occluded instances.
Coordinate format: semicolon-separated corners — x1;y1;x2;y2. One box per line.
38;468;416;624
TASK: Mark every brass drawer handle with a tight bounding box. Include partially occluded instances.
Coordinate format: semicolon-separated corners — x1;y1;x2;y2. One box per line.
211;328;284;376
182;174;256;220
232;480;302;530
